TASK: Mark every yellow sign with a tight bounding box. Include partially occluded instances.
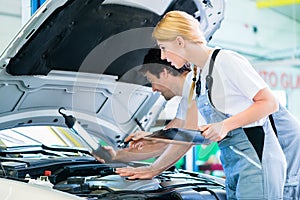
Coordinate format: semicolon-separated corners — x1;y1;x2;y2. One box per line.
256;0;300;8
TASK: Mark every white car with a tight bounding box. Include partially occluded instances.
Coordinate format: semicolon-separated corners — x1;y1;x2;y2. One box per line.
0;0;226;199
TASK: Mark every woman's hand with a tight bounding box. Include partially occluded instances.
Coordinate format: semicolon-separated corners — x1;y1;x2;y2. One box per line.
200;121;229;142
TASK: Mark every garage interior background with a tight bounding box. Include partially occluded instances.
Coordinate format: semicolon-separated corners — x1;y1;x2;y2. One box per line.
0;0;299;175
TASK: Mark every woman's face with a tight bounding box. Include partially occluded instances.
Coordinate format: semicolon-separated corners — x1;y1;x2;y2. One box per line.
157;40;187;69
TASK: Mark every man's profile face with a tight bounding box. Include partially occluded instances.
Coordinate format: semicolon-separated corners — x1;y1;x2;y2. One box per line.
145;71;176;101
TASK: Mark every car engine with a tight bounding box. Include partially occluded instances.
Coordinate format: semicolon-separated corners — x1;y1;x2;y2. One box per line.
0;154;226;200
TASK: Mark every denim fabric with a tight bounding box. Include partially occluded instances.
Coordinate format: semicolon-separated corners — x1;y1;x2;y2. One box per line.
196;89;286;200
273;104;300;200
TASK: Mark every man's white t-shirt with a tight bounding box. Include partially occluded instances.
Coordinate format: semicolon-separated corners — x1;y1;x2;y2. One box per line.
200;49;268;127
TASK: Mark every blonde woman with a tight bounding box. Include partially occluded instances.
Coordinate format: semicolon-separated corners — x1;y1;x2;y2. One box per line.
153;10;287;199
118;11;287;199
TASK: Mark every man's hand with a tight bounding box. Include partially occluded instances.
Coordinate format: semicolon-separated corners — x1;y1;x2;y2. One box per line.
125;131;151;142
115;165;160;180
92;146;116;163
124;131;159;150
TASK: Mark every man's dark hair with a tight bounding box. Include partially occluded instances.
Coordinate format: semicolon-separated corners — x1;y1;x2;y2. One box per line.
139;48;190;78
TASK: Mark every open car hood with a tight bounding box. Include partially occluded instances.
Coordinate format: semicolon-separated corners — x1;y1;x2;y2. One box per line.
0;0;225;147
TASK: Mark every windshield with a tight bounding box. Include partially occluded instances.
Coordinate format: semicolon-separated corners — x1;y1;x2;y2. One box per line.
0;126;86;149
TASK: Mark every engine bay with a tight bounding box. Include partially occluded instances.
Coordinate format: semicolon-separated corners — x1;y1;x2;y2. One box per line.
0;153;226;200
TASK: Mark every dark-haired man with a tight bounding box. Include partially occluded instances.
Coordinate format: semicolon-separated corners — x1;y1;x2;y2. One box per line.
94;48;202;170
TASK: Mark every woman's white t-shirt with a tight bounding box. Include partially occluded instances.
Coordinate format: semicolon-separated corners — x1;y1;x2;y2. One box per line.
199;49;268;127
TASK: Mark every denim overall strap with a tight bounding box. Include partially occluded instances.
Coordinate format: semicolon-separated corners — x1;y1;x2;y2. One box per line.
196;49;286;199
206;48;220;108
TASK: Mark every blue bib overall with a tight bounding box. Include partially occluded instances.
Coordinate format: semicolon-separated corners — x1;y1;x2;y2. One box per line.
196;87;286;199
272;104;300;200
195;49;286;199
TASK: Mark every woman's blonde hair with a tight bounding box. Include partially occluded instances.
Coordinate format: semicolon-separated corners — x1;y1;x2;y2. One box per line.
153;11;206;44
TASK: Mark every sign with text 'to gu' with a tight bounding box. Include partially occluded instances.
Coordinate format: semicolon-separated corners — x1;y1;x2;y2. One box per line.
255;64;300;90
